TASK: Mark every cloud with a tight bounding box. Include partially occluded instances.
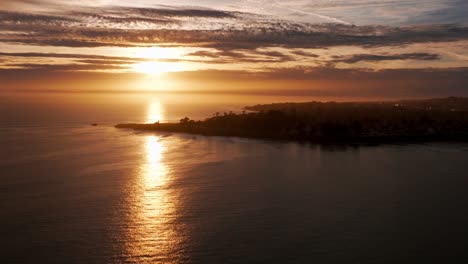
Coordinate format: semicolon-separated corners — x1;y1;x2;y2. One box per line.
0;1;466;98
117;7;237;19
0;3;466;80
0;0;113;9
332;53;441;64
3;63;126;71
0;11;77;22
291;50;319;58
0;50;293;66
186;49;293;63
0;7;467;50
2;0;468;26
401;0;468;25
0;52;141;61
272;0;468;26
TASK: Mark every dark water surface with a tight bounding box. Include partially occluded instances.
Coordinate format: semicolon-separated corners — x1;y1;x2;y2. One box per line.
1;93;468;263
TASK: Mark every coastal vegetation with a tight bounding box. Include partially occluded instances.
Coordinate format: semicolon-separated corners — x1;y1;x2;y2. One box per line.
116;97;468;143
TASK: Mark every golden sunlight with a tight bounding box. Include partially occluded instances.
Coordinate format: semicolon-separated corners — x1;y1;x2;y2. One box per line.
129;46;189;75
132;61;185;75
144;136;168;187
133;46;184;60
146;101;164;123
125;135;181;260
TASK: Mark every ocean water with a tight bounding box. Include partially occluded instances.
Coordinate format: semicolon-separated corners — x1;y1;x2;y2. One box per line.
1;93;468;263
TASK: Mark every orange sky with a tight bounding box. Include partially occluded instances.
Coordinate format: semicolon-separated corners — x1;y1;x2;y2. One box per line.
0;1;467;97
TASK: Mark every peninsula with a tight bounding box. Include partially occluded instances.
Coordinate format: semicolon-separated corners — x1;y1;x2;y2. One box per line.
116;97;468;143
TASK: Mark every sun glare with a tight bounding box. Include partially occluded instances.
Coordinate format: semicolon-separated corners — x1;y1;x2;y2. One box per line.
132;61;185;75
133;46;184;60
146;101;164;123
125;135;181;260
128;46;191;75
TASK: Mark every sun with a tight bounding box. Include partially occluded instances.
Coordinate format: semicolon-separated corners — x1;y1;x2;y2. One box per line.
129;46;188;75
146;101;164;123
132;62;172;75
134;46;183;60
132;61;185;75
132;62;163;75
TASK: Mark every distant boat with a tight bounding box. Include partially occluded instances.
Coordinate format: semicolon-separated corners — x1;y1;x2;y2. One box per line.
91;123;98;126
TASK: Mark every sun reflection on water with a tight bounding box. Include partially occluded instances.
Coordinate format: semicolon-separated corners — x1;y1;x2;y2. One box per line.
146;101;164;124
125;135;183;263
144;136;168;188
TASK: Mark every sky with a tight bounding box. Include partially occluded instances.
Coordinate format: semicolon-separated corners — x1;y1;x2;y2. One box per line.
1;0;467;98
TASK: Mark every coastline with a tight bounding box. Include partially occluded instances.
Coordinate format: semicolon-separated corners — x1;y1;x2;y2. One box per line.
115;122;468;144
116;98;468;144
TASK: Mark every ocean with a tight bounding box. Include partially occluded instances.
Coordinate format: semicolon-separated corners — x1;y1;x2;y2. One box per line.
1;93;468;263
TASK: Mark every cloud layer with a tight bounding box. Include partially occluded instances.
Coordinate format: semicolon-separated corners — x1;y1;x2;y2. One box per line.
0;1;467;97
1;7;467;49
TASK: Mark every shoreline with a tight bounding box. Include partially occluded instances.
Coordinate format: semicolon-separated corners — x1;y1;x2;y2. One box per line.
115;123;468;145
116;97;468;145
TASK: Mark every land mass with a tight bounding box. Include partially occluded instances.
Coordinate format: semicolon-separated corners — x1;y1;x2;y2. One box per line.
116;97;468;143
